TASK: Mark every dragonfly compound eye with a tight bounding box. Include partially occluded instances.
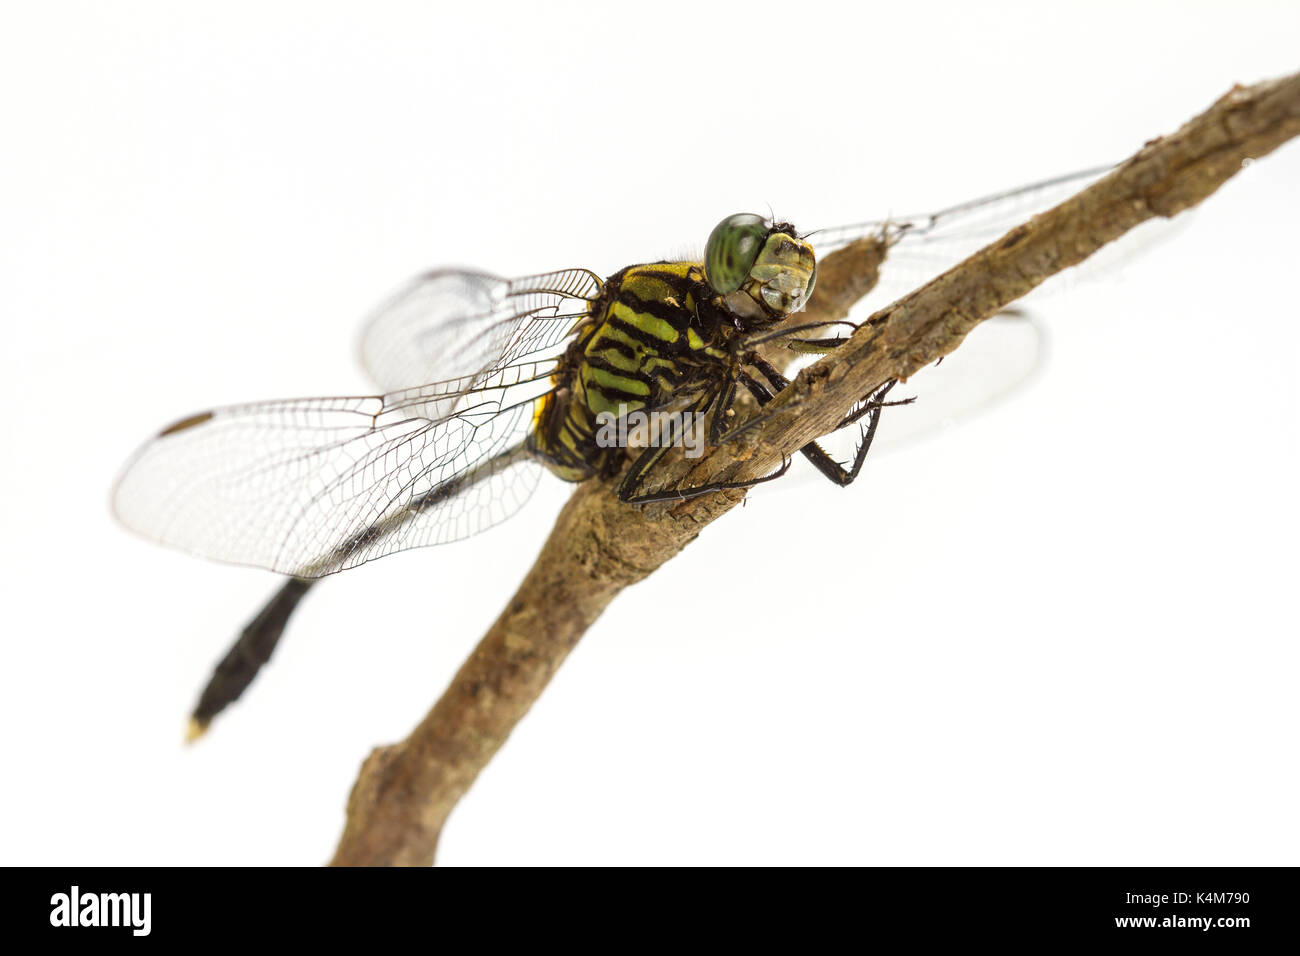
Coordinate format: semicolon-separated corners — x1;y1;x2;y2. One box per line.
704;213;768;295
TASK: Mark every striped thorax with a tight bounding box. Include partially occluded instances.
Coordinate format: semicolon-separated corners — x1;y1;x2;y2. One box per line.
527;216;816;481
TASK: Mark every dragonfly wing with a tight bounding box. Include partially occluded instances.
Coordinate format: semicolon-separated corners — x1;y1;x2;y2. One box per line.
776;167;1123;481
811;165;1115;310
114;265;606;575
112;374;544;578
359;267;602;394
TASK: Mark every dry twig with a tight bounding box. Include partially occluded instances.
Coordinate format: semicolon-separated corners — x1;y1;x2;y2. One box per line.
330;72;1300;866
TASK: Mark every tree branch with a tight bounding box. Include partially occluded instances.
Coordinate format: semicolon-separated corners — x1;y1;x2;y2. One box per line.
330;71;1300;866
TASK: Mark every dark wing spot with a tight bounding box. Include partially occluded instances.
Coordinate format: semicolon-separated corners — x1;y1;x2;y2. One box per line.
158;410;215;437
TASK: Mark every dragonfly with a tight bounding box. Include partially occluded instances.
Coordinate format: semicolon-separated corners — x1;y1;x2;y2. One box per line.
112;164;1113;738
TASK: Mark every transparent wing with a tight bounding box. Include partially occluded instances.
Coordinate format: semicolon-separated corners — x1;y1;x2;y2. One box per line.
794;163;1194;462
115;266;601;576
359;267;602;394
811;165;1115;309
772;167;1123;489
112;361;555;578
765;311;1048;496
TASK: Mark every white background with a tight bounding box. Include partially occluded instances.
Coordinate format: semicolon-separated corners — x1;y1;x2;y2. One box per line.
2;1;1297;866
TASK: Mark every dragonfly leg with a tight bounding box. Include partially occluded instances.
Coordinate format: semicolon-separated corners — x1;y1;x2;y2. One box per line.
707;375;738;445
740;320;858;350
746;352;911;429
616;388;793;504
742;355;900;488
188;576;315;740
784;335;852;355
617;449;792;504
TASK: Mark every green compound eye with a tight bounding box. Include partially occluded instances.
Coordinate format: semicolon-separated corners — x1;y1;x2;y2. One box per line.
704;213;768;295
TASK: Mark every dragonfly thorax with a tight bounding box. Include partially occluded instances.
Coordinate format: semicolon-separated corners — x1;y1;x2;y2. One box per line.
528;260;746;482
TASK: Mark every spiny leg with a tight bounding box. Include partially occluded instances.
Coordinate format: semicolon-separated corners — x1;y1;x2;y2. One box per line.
615;438;675;503
740;319;858;350
834;378;912;431
746;352;911;431
708;375;738;445
617;388;793;504
619;348;894;503
741;356;900;488
618;449;792;504
807;383;892;487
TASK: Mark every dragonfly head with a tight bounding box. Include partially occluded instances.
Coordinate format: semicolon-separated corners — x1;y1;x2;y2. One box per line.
704;214;817;322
